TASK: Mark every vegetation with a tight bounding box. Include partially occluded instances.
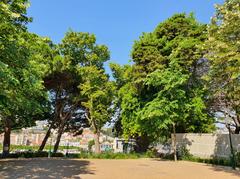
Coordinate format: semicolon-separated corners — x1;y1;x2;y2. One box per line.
0;0;239;160
162;146;240;167
0;144;80;152
5;151;64;158
38;31;110;153
0;0;50;157
88;140;95;152
2;150;156;159
80;61;115;153
203;0;240;133
111;14;215;152
67;151;148;159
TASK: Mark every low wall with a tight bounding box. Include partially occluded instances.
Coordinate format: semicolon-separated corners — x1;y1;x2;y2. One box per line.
175;133;240;158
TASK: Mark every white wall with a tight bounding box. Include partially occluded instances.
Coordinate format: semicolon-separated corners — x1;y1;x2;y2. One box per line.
174;133;240;158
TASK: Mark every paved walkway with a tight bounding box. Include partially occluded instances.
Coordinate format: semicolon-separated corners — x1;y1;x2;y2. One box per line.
0;158;239;179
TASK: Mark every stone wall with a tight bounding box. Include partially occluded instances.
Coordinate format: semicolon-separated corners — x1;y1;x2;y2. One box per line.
175;133;240;158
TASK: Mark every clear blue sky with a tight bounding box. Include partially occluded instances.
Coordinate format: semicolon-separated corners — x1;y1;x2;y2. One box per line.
28;0;224;73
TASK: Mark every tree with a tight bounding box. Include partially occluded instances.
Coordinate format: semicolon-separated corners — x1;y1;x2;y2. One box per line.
80;66;115;153
110;63;133;137
0;0;50;156
204;0;240;133
38;31;110;153
141;61;189;160
112;14;215;151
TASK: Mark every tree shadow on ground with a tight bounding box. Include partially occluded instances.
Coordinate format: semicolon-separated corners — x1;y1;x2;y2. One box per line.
208;164;240;177
151;159;240;177
0;158;94;179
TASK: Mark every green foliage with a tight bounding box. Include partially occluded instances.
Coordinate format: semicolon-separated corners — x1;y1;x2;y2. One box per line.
176;146;193;160
112;13;215;146
88;140;95;151
178;156;233;167
0;144;80;152
1;0;239;156
0;0;50;132
236;152;240;166
4;151;64;158
79;66;115;134
203;0;240;132
38;31;111;152
67;151;147;159
145;148;159;158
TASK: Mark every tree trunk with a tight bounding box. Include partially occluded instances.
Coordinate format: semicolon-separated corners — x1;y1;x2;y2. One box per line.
38;121;55;151
134;135;151;153
94;131;100;154
172;123;177;161
53;123;65;153
234;115;240;134
235;126;240;134
2;122;11;157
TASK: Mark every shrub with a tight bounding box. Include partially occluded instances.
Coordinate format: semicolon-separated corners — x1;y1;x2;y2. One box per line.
236;152;240;167
51;152;64;157
177;155;232;167
145;149;158;158
177;146;192;160
34;151;49;157
162;153;174;160
88;140;95;152
3;151;65;158
7;153;19;158
67;151;144;159
0;144;80;152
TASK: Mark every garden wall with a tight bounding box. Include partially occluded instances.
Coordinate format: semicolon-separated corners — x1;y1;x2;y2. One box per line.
175;133;240;158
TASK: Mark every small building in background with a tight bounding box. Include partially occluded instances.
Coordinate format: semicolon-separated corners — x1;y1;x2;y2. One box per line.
113;138;136;153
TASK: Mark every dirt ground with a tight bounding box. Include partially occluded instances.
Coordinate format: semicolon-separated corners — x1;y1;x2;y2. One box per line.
0;158;239;179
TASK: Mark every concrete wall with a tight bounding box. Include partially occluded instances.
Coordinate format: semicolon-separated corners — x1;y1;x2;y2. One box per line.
175;133;240;158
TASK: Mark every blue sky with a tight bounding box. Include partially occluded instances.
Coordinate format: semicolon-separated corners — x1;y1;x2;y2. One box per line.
28;0;224;73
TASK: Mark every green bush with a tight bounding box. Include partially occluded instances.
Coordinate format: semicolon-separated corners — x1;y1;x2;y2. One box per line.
7;153;20;158
162;147;235;167
236;152;240;167
177;146;193;160
145;149;158;158
3;151;65;158
0;144;80;152
34;151;49;157
178;155;232;167
51;152;64;157
88;140;95;151
162;153;174;160
67;151;144;159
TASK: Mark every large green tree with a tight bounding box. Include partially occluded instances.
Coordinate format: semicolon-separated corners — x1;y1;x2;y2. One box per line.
204;0;240;133
38;31;110;153
110;63;133;137
80;66;115;153
112;14;215;151
0;0;50;156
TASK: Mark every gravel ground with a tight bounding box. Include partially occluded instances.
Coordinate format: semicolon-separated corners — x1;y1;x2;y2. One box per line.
0;158;239;179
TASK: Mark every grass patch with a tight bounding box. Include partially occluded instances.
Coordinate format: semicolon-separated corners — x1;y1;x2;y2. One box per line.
67;152;146;159
0;144;80;152
2;151;151;159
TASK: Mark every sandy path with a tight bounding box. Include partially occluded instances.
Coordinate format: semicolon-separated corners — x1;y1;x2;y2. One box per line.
0;158;239;179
